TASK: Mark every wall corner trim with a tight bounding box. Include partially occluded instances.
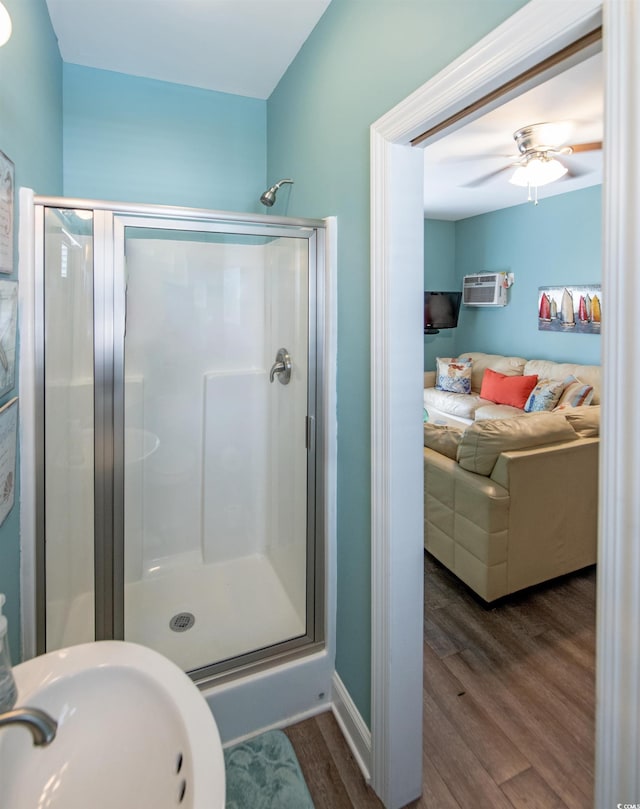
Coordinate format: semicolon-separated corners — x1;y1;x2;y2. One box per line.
18;187;37;662
331;672;372;783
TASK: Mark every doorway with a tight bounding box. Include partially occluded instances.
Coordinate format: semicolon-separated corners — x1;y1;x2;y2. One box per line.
367;2;639;807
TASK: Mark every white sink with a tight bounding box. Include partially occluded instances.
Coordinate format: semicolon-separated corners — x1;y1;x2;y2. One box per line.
0;641;225;809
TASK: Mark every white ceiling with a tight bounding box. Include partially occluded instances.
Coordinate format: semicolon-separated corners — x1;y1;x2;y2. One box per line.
422;51;603;220
44;2;601;219
45;0;332;100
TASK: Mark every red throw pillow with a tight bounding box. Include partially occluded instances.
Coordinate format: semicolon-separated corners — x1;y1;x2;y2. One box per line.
480;368;539;409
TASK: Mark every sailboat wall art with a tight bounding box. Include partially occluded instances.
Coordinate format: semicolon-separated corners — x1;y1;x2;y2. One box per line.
538;284;602;334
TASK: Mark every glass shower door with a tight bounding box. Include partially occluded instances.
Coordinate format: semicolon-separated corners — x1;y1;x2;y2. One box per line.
41;207;95;651
119;223;316;677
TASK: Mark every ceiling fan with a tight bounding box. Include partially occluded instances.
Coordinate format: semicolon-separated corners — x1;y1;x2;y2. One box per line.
464;122;602;189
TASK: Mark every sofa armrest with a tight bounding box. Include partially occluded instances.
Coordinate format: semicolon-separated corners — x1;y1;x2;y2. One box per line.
424;371;436;389
424;447;510;600
490;437;598;489
490;438;598;593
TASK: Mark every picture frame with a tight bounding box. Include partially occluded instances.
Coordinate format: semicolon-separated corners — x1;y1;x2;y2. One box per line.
0;150;13;275
538;284;602;335
0;396;17;528
0;280;17;397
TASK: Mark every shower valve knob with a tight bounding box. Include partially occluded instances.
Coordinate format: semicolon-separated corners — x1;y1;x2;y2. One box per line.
269;348;292;385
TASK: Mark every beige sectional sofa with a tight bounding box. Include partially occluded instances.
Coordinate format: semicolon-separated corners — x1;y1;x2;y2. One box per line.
423;352;600;602
424;351;601;425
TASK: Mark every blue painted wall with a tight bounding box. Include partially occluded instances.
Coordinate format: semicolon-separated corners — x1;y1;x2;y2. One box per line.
267;0;528;725
63;64;266;212
0;0;62;661
424;219;457;369
455;185;601;364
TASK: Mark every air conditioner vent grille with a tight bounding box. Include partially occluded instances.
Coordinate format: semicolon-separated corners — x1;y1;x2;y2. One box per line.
468;286;497;303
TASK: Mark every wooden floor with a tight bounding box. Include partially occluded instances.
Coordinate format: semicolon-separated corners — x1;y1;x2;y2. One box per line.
285;552;596;809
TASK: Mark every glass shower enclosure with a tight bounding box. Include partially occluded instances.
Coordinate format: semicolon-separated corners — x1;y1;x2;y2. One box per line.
36;200;325;682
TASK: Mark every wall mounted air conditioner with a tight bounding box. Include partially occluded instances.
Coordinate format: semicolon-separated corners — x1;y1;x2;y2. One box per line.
463;272;508;306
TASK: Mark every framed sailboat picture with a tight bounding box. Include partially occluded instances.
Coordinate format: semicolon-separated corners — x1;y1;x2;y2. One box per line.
538;284;602;334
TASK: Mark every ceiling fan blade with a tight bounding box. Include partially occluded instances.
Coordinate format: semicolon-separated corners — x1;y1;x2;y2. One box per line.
440;152;517;163
564;163;594;180
567;141;603;153
461;164;513;188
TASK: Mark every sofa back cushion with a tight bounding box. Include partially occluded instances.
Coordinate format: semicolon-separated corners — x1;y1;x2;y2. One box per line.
562;404;600;437
459;352;526;393
524;359;601;404
456;412;578;476
423;422;464;459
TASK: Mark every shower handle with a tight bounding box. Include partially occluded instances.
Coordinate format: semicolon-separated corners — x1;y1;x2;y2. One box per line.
269;348;292;385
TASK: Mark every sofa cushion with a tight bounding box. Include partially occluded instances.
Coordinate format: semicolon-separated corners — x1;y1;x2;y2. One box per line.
480;368;538;409
524;359;601;404
423;387;484;419
456;412;578;476
459;352;527;393
474;403;525;421
436;357;472;394
524;377;568;412
562;404;600;437
423;422;464;459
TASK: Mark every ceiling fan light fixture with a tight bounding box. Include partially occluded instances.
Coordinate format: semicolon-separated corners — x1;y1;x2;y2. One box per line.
509;156;568;188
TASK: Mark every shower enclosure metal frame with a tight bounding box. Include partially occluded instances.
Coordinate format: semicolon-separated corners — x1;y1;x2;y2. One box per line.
32;197;327;684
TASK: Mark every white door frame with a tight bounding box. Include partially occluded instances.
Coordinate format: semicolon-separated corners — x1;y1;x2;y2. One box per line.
370;1;637;806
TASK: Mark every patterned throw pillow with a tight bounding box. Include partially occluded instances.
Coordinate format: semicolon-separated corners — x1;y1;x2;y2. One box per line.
524;377;567;412
555;376;595;409
435;357;473;394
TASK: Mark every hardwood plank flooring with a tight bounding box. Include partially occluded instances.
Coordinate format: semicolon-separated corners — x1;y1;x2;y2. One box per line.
285;552;596;808
285;712;384;808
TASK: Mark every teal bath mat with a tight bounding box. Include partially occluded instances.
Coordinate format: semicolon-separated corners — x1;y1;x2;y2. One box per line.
224;729;315;809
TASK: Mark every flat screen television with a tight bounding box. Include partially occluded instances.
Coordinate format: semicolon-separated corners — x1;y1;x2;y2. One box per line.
424;291;462;334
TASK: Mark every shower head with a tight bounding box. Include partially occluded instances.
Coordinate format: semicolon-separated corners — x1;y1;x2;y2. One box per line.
260;178;294;207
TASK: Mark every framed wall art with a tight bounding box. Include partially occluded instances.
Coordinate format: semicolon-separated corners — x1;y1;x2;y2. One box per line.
0;396;17;527
0;150;13;275
0;280;17;396
538;284;602;335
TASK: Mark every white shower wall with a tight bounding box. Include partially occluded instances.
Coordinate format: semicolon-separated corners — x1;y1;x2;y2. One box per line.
123;234;309;632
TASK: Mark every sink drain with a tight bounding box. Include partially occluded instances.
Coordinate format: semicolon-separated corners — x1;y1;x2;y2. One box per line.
169;612;195;632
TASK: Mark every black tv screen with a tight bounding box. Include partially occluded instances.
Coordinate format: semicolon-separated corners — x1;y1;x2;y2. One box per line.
424;291;462;333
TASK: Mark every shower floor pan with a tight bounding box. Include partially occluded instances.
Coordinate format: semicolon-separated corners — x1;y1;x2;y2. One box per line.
47;553;306;673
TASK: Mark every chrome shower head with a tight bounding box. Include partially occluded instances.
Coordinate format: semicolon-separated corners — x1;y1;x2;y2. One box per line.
260;188;277;207
260;178;294;207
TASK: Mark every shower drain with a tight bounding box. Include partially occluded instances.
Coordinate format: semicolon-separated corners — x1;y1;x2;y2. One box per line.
170;612;195;632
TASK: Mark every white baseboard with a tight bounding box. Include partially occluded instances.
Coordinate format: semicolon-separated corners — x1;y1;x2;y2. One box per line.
331;672;372;783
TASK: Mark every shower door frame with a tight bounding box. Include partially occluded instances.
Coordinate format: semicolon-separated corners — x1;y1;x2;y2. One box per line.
33;198;327;683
